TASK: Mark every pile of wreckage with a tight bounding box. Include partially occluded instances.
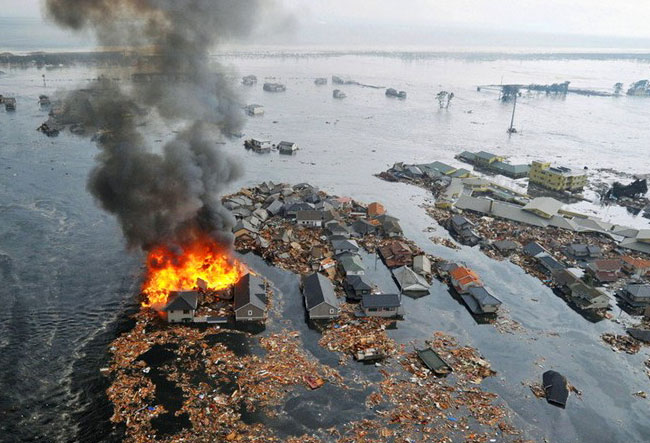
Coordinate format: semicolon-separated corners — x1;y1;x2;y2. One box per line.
104;309;345;442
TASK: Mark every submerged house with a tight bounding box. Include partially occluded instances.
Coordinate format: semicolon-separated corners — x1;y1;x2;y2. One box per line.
450;216;481;246
338;253;365;276
537;254;566;276
523;241;548;258
493;240;519;255
246;104;264;116
351;219;377;237
164;291;199;323
331;239;359;256
295;210;324;228
360;293;403;318
587;259;622;283
618;284;650;309
278;141;298;154
553;269;610;310
344;275;373;300
566;244;602;260
449;267;482;294
302;273;340;320
621;256;650;278
378;240;413;268
234;274;267;321
461;287;502;315
246;138;272;153
392;266;430;295
413;255;432;277
263;82;286;92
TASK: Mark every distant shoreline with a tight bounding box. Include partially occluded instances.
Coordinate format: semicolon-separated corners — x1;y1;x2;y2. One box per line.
3;47;650;66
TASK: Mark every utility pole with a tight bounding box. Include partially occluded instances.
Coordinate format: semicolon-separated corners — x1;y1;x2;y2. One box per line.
508;92;517;134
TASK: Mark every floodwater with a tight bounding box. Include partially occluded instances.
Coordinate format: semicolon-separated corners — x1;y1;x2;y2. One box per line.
1;52;650;442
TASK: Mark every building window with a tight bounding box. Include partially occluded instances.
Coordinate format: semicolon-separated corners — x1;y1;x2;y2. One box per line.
369;308;377;312
329;308;335;314
183;310;190;314
248;310;253;316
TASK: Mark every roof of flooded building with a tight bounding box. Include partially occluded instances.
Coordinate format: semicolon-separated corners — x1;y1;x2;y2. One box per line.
164;291;199;312
303;273;339;309
234;274;266;311
362;293;401;308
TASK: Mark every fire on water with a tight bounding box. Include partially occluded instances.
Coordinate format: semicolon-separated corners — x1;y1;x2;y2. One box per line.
141;232;246;308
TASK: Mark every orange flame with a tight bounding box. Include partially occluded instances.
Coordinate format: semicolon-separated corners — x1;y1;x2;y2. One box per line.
141;232;246;308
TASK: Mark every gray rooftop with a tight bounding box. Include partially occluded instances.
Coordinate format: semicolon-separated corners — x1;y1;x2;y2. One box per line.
523;197;563;218
538;254;566;272
626;284;650;299
331;239;359;251
303;273;339;309
234;274;267;310
164;291;199;312
345;275;373;291
296;210;323;221
339;254;365;272
475;151;499;160
392;266;430;292
362;293;401;308
467;286;502;307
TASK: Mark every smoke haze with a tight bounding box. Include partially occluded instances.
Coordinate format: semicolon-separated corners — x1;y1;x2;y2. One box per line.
44;0;273;250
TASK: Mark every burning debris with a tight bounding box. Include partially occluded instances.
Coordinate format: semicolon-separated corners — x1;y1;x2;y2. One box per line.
142;231;246;308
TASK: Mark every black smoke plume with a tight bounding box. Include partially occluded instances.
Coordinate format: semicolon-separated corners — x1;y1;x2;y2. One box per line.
44;0;268;250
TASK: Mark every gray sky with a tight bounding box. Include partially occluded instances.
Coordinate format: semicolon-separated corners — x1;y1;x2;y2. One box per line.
2;0;650;46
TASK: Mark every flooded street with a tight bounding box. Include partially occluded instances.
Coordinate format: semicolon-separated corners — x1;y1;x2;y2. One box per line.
1;52;650;441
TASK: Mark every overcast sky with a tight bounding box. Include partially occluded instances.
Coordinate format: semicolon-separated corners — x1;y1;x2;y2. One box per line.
2;0;650;46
